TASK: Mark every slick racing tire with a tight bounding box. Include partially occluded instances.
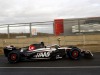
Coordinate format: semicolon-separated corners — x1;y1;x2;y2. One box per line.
67;47;81;60
8;51;20;64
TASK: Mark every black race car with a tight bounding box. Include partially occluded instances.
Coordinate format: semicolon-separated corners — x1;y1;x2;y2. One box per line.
3;42;93;63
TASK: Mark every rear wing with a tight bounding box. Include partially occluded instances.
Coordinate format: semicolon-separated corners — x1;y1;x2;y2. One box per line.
3;46;16;57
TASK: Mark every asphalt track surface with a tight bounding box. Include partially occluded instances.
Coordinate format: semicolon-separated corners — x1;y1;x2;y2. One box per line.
0;52;100;75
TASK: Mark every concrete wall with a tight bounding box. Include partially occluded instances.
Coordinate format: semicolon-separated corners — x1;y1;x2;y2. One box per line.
0;34;100;54
0;35;100;47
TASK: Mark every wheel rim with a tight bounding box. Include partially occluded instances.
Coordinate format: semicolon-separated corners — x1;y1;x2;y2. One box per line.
11;54;17;61
72;50;79;58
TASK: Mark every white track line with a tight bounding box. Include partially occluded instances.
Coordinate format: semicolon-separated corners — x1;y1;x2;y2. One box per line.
0;66;100;69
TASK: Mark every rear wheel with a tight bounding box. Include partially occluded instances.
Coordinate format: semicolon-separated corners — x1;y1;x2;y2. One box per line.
8;51;20;63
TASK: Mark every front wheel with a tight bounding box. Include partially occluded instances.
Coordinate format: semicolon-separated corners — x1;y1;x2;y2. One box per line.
8;51;20;63
67;47;81;60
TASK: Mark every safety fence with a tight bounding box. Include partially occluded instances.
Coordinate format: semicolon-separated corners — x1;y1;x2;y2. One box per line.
0;21;53;38
0;17;100;39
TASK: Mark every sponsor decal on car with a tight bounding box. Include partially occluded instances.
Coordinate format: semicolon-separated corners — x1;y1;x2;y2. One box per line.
35;52;50;58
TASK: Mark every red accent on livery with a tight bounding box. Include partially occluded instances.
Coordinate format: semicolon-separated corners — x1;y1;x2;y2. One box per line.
29;45;35;51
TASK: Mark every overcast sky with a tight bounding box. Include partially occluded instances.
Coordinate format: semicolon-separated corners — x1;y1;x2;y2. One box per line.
0;0;100;24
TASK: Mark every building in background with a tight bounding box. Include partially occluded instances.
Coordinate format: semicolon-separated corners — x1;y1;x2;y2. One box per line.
54;17;100;35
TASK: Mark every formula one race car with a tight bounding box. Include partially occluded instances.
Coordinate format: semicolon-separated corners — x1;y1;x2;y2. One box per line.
3;42;93;63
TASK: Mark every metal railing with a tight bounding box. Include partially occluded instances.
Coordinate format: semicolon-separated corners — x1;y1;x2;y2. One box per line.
0;17;100;39
0;21;53;38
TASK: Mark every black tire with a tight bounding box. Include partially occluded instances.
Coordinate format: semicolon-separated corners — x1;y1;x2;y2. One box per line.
67;47;81;60
8;51;20;64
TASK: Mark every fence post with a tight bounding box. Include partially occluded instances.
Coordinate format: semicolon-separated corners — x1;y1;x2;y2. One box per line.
7;24;10;38
29;23;32;37
83;35;86;45
78;19;80;34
